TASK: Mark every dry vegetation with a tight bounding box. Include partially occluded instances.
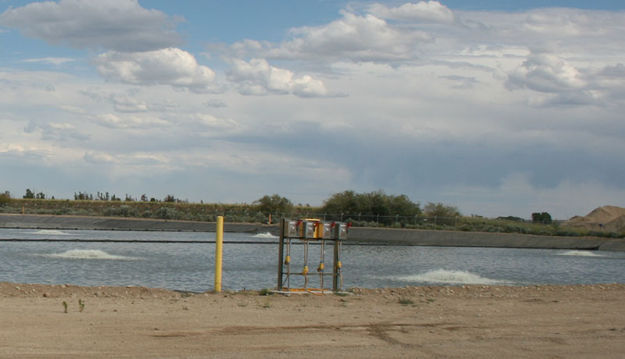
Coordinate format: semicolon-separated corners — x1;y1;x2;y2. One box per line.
1;197;624;238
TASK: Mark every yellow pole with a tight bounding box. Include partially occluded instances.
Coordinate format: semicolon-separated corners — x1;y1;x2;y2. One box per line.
214;216;224;292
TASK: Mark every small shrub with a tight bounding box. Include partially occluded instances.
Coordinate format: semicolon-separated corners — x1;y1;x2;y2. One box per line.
0;192;10;207
156;207;178;219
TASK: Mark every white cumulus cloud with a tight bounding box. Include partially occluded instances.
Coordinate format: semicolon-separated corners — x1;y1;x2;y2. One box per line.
505;51;625;106
94;48;217;92
508;52;586;93
0;0;180;52
228;58;328;97
368;1;455;23
260;10;430;62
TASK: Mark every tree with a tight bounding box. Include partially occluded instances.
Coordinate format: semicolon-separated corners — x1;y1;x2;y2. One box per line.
424;202;461;218
0;191;10;207
23;189;34;199
36;192;45;200
321;190;360;216
164;194;177;203
532;212;552;224
423;202;461;226
254;194;293;216
75;192;93;200
388;194;421;217
321;190;421;224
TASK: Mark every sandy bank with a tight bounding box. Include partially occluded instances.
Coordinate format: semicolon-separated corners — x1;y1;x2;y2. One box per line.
1;282;624;358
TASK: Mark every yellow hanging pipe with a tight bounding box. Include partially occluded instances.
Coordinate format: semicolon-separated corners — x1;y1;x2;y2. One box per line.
214;216;224;292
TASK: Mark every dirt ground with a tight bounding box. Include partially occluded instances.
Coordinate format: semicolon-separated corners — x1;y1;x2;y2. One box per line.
1;282;624;358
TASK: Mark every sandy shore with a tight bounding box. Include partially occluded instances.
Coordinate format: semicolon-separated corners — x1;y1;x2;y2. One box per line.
1;283;624;358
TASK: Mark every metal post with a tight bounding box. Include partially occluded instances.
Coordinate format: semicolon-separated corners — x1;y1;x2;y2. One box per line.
277;218;285;290
214;216;224;292
319;239;325;290
333;239;340;291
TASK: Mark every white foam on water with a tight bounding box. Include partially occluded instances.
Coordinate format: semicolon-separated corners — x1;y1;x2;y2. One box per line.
394;269;506;285
30;229;71;236
253;232;278;239
42;249;141;261
559;250;602;257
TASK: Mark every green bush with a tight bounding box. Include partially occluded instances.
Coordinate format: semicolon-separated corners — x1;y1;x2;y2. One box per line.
0;192;10;207
156;207;178;220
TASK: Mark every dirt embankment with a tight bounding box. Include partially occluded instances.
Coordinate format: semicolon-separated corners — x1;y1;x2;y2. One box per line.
566;205;625;233
3;213;625;251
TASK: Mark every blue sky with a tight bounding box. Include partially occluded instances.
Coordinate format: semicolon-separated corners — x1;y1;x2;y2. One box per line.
1;1;625;219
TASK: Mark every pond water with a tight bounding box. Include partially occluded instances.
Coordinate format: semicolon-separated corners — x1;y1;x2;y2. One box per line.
1;228;624;292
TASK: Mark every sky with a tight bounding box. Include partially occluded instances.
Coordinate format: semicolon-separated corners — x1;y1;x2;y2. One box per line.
1;1;625;220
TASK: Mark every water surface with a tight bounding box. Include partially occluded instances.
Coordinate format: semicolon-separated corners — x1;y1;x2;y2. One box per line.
1;228;624;292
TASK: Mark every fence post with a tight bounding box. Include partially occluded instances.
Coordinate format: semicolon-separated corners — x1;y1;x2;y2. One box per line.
214;216;224;292
277;218;285;290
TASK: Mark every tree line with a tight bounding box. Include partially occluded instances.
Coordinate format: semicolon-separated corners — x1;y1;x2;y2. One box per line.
254;190;461;225
3;188;550;224
3;188;621;238
14;189;187;203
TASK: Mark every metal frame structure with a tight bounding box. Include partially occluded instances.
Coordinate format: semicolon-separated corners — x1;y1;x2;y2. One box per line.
277;218;346;292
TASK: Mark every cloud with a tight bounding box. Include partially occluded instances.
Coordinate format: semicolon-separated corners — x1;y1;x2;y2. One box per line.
109;95;148;113
93;113;169;129
204;99;227;108
0;0;181;52
521;8;615;37
189;114;239;131
240;10;430;62
24;120;89;142
228;58;328;97
506;51;625;107
0;144;49;164
83;151;116;164
368;1;455;23
22;57;75;66
507;52;585;93
94;48;217;92
230;4;625;71
592;63;625;102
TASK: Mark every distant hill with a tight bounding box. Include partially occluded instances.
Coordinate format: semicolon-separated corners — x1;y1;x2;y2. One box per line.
566;206;625;233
